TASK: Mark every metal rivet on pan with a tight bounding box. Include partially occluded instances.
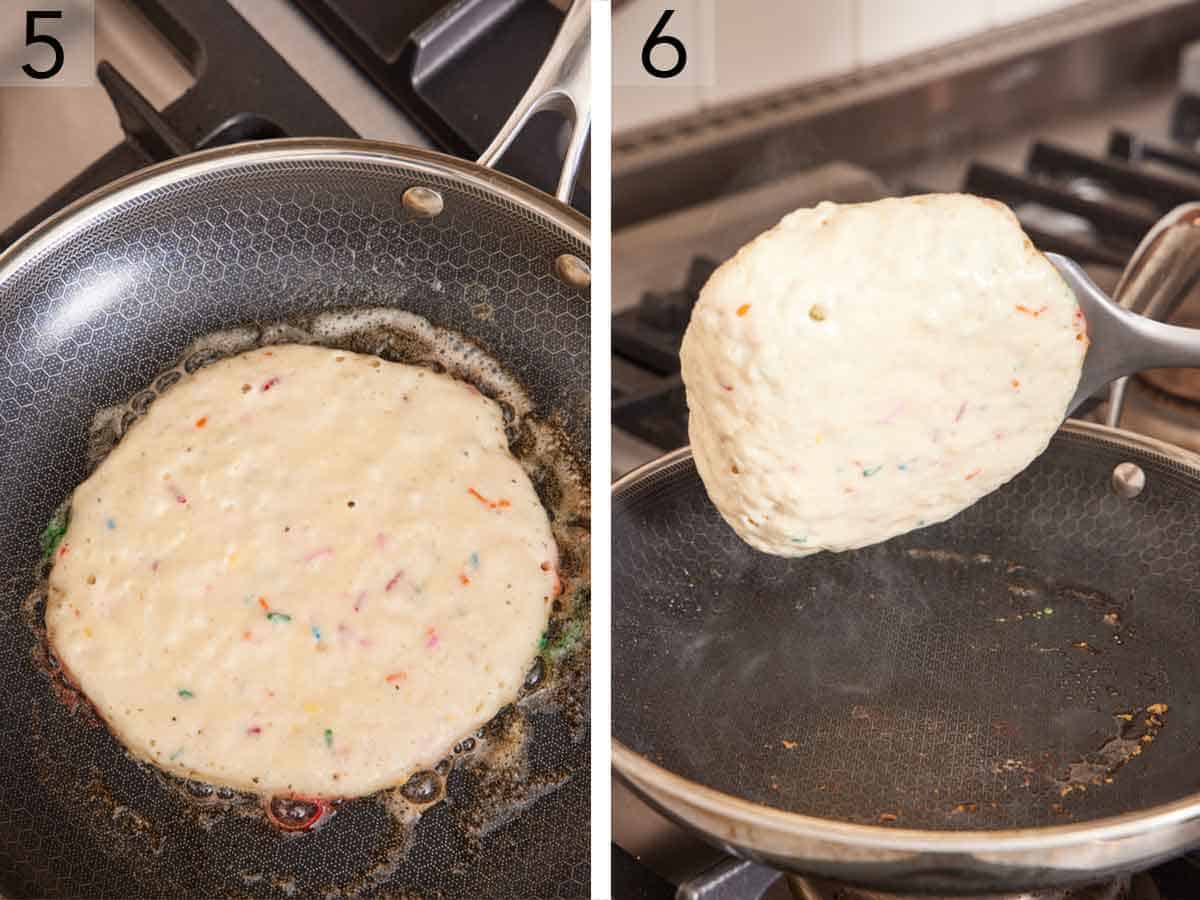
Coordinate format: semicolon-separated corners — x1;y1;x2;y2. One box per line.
554;253;591;289
1112;462;1146;498
402;186;444;218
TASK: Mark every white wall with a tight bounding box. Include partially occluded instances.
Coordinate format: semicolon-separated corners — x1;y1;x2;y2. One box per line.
614;0;1083;133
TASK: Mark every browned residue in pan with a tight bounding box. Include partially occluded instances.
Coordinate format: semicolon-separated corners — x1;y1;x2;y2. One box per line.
805;546;1163;829
25;586;99;730
907;546;1130;634
990;703;1168;804
904;548;993;565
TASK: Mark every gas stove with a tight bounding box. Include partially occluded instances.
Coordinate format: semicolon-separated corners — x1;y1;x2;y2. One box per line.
612;5;1200;479
612;841;1200;900
0;0;584;253
612;4;1200;898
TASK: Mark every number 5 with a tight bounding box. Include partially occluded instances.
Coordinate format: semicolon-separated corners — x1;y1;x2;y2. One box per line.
642;9;687;79
22;10;65;80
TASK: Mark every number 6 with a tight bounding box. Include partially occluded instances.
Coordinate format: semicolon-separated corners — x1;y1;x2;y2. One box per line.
642;9;687;79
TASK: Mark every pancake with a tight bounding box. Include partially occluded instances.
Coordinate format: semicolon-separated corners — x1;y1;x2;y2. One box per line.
46;344;558;797
679;194;1088;557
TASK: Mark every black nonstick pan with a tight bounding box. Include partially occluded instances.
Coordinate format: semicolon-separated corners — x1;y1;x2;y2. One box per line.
612;215;1200;896
0;5;589;895
612;424;1200;894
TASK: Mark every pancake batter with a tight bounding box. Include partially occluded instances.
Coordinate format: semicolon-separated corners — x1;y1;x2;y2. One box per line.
680;194;1088;556
46;344;558;797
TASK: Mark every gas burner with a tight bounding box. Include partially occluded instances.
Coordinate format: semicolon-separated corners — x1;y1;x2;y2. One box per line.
786;875;1146;900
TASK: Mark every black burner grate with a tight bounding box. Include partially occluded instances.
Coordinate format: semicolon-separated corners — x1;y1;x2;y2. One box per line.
290;0;591;213
613;117;1200;455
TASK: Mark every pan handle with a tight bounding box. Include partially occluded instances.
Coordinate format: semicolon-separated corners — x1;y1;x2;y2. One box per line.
476;0;590;205
1105;202;1200;426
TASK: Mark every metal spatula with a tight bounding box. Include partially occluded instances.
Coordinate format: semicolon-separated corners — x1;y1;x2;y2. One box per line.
1102;202;1200;426
1052;241;1200;416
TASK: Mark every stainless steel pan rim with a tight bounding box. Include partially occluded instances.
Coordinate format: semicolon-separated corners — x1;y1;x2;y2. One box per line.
613;739;1200;852
0;137;589;287
612;420;1200;866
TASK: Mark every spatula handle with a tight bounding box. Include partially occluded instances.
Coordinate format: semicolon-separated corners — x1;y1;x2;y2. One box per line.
1051;253;1200;416
1106;202;1200;426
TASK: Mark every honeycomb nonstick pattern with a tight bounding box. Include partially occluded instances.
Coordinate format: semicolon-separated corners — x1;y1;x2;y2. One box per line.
0;150;589;898
613;429;1200;831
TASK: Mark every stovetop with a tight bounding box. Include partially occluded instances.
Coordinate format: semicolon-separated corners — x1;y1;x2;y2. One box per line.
611;8;1200;899
612;826;1200;900
291;0;590;213
0;0;584;253
611;160;891;476
611;43;1200;478
0;0;356;250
